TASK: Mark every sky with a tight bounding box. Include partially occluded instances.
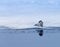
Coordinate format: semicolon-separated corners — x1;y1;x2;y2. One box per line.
0;0;60;28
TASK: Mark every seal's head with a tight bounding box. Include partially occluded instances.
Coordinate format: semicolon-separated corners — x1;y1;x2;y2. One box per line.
39;20;43;23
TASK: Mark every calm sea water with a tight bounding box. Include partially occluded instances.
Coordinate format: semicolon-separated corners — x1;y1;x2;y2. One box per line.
0;27;60;47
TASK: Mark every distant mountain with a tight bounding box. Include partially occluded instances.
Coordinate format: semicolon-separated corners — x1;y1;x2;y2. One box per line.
0;26;11;29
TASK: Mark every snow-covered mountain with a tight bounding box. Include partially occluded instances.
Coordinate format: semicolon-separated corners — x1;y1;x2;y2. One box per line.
0;26;11;29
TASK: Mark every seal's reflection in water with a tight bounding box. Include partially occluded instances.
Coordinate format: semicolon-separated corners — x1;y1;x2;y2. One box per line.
36;29;43;36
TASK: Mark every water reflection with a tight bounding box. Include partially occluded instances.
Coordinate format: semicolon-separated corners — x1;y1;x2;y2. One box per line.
36;29;43;36
0;28;60;37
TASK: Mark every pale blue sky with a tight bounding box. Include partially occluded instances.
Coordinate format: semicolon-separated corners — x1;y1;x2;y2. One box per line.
0;0;60;16
0;0;60;28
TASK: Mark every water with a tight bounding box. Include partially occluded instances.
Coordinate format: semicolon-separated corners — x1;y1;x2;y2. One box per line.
0;27;60;47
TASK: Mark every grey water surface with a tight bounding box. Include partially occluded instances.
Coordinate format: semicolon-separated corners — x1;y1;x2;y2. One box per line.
0;27;60;47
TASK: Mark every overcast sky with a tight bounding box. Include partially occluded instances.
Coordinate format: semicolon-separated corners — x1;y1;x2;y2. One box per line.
0;0;60;28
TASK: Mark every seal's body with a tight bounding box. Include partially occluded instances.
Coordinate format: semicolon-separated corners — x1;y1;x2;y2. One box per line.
35;20;43;27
